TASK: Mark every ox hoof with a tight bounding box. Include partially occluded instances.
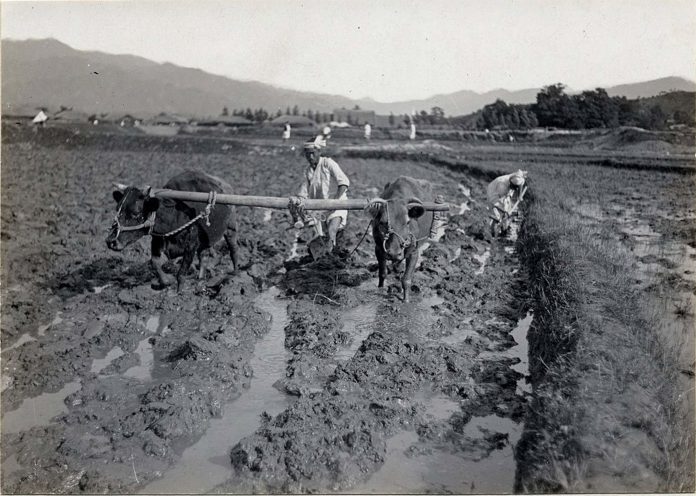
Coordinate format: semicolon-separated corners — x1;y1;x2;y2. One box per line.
152;275;175;290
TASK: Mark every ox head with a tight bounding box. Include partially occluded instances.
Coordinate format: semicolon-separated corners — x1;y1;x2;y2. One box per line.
106;183;159;251
368;197;426;261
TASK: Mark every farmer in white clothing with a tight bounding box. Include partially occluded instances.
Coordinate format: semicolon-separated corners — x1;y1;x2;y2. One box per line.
289;138;350;251
364;123;372;140
487;169;527;236
282;122;291;141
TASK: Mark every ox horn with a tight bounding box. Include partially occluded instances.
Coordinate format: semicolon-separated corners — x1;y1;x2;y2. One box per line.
112;182;128;191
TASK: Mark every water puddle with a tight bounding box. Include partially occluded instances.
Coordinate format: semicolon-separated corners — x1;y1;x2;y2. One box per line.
413;389;460;421
354;415;520;495
2;333;37;352
38;312;64;336
449;246;462;263
479;312;533;395
91;346;125;374
2;381;81;434
463;414;519;438
439;320;478;346
123;338;154;381
142;287;290;494
145;315;160;333
474;249;491;275
510;312;533;395
335;302;379;362
92;283;111;294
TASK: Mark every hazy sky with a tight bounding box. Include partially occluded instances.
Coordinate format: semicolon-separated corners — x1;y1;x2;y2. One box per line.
2;0;694;102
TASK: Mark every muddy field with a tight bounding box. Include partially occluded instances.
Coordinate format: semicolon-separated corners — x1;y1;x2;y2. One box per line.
1;127;693;493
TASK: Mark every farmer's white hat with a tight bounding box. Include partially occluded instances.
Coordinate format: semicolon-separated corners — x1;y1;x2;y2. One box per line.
510;170;525;186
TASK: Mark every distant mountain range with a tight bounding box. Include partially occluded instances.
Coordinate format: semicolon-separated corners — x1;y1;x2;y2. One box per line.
2;38;695;117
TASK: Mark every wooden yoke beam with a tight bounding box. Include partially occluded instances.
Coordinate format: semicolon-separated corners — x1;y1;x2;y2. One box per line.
150;189;450;212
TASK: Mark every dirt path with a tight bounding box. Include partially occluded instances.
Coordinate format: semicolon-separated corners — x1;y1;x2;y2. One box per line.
1;138;530;493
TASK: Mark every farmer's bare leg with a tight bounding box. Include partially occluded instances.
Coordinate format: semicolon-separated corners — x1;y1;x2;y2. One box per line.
327;217;342;249
401;247;419;302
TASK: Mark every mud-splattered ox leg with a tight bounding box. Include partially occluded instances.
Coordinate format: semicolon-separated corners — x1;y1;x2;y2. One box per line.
401;245;419;302
375;243;387;288
177;247;195;290
197;248;210;279
150;238;174;287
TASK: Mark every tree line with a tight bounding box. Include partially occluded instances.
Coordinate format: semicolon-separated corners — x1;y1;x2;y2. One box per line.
472;84;694;131
220;84;693;130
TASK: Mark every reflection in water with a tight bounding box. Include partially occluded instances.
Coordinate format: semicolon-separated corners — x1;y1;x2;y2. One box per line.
142;287;290;494
38;312;63;336
91;346;125;374
2;333;36;352
123;338;154;381
474;249;491;275
510;312;533;395
2;381;81;434
336;303;379;361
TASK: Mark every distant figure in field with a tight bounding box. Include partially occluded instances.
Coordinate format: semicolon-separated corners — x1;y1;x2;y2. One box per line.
409;122;416;140
487;169;528;237
316;125;331;148
364;123;372;140
282;122;291;141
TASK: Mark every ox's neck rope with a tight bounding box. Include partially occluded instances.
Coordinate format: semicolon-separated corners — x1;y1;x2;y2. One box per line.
113;190;218;239
150;191;218;238
112;189;156;238
379;200;432;254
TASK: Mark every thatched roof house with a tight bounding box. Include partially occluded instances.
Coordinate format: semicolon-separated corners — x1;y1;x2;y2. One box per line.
53;109;90;122
197;115;255;127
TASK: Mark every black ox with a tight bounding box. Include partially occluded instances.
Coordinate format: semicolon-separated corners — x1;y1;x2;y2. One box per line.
106;170;239;288
368;176;443;302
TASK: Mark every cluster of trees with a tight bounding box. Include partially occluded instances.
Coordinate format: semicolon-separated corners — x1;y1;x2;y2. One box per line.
222;106;336;124
476;100;539;130
526;84;691;130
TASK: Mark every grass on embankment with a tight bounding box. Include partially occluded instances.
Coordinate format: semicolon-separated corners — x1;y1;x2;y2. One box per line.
515;178;694;492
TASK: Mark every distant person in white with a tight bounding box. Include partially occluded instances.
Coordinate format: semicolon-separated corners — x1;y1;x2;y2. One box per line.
291;138;350;250
282;122;291;141
364;123;372;140
409;122;416;140
316;125;331;148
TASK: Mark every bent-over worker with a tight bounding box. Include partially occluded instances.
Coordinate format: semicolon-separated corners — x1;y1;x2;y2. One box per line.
487;169;527;236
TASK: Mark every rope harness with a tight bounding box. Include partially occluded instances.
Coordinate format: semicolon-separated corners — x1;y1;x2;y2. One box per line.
373;196;446;257
112;189;218;239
